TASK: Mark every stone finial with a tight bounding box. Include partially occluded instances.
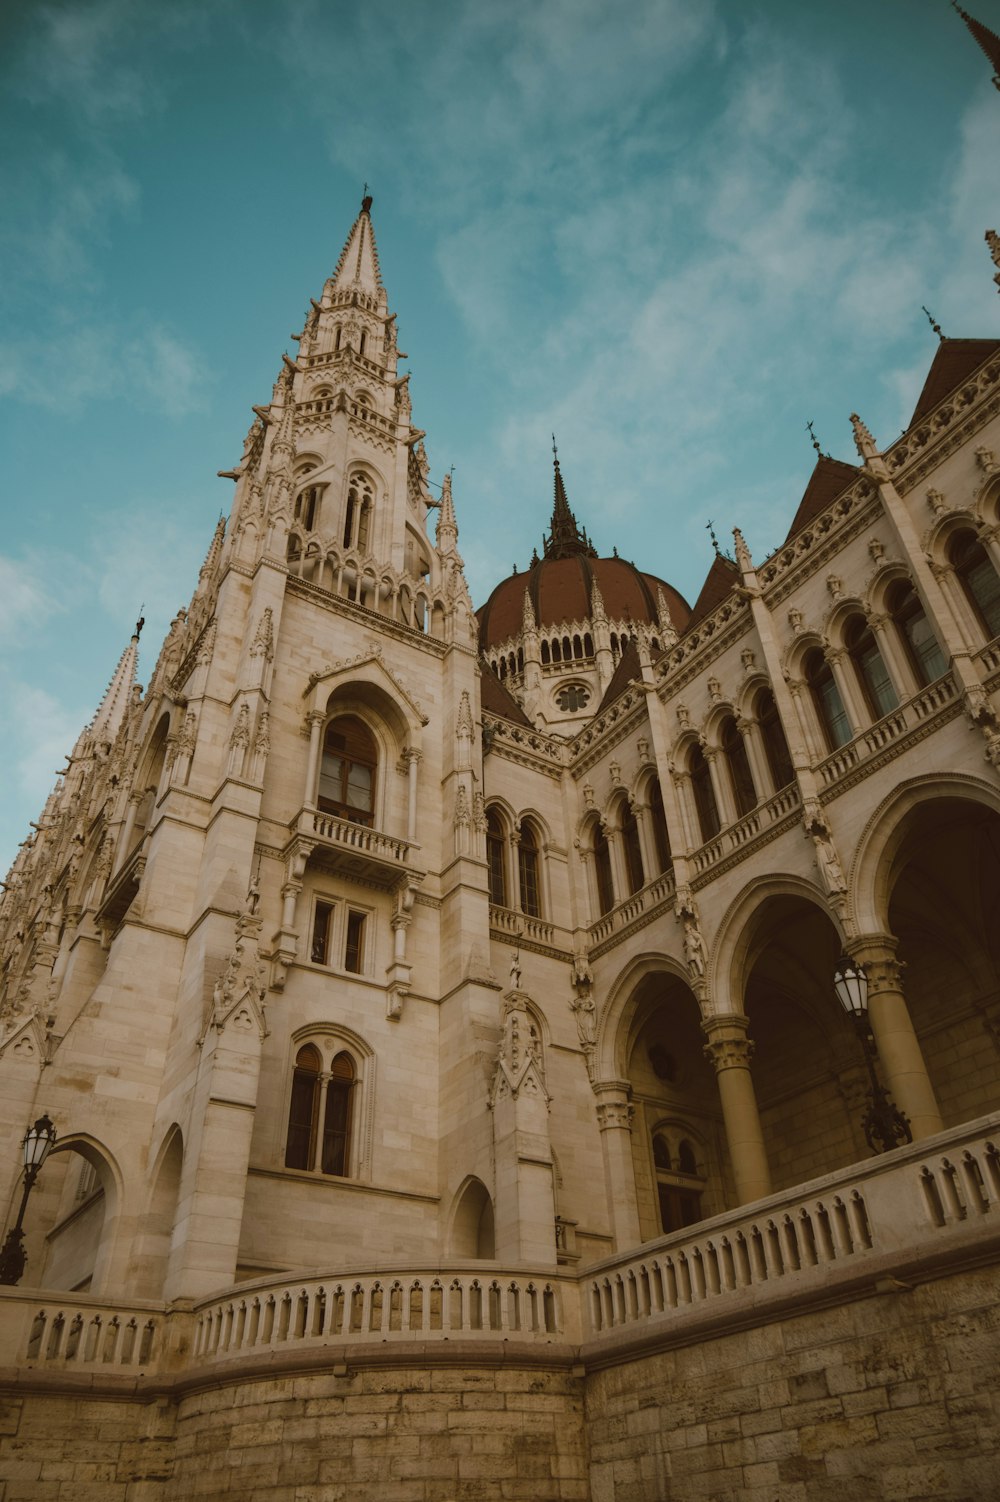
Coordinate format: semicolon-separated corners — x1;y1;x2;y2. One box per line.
590;579;606;621
436;470;458;553
732;528;753;573
850;412;879;462
522;587;536;633
987;229;1000;289
456;690;474;740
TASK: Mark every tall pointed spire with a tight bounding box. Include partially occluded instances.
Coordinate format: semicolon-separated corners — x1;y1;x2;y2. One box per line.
91;617;143;748
331;192;384;297
952;3;1000;90
542;438;597;561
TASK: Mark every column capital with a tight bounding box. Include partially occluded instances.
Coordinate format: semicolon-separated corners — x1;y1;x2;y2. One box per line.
592;1079;633;1132
702;1013;755;1072
847;934;905;994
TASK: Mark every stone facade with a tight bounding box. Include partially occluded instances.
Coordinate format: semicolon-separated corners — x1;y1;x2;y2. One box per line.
1;191;1000;1499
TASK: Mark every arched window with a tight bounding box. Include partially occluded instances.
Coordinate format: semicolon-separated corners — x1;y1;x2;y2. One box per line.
651;1128;705;1234
285;1044;321;1170
688;744;720;843
845;614;898;719
322;1052;355;1176
619;800;644;895
541;640;551;665
344;473;374;552
592;822;615;916
887;580;947;686
755;688;794;790
720;716;756;818
285;1044;356;1176
518;822;542;917
804;648;851;751
295;485;322;531
486;809;507;907
949;530;1000;640
648;778;672;874
319;715;376;826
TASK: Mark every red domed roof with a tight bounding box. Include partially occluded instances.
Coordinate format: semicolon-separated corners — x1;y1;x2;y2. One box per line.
478;553;690;650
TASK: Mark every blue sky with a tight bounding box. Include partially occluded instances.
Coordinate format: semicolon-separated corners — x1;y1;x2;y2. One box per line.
1;0;999;875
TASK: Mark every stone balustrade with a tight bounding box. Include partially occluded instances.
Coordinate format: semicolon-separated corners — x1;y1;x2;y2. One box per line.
489;903;557;946
3;1118;997;1385
817;672;959;791
304;809;413;865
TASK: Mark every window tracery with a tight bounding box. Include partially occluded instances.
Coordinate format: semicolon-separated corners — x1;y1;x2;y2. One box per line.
284;1043;357;1177
319;715;376;826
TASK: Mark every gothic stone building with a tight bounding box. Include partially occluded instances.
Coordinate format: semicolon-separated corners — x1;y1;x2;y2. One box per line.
1;197;999;1502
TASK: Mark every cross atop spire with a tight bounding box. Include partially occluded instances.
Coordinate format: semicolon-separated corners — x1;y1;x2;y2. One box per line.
331;193;383;296
542;440;597;561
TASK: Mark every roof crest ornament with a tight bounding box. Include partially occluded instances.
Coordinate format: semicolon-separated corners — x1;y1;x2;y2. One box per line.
850;412;880;463
806;420;827;459
922;305;946;343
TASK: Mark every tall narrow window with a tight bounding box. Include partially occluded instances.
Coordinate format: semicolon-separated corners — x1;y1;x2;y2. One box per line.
592;823;615;916
344;910;366;974
756;689;794;790
322;1053;355;1175
721;717;756;818
648;779;673;874
518;823;542;917
689;745;720;843
620;801;644;894
486;810;507;906
887;580;947;686
805;648;852;751
285;1044;321;1170
344;473;374;551
845;615;898;719
652;1129;705;1234
312;900;334;964
950;530;1000;640
319;715;376;825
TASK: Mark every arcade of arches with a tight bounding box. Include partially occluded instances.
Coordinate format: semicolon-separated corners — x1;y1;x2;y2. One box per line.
609;794;1000;1231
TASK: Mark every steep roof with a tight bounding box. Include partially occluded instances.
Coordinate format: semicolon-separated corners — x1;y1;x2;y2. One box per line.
784;457;863;543
687;553;740;627
596;639;641;714
480;664;533;727
908;339;1000;426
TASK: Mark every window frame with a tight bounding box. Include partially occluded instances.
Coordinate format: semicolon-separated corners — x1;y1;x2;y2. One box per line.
318;713;378;827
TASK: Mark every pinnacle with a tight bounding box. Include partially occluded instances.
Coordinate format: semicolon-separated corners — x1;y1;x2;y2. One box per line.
331;195;384;296
90;624;142;748
542;444;597;561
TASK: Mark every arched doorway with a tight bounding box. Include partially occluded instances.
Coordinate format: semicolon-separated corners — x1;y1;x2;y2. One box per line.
741;894;863;1190
884;797;1000;1127
623;971;726;1242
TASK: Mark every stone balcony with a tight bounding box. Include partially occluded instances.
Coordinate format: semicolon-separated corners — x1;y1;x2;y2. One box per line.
290;807;419;890
3;1115;996;1389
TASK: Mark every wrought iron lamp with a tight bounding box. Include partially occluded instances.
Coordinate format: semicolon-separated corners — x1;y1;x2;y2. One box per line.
833;956;912;1154
0;1114;57;1285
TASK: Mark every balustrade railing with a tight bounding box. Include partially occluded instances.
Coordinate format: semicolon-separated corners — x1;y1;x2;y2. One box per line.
5;1122;997;1377
192;1270;569;1362
588;866;677;947
817;673;958;790
305;809;412;865
584;1121;999;1339
689;783;801;880
489;904;556;945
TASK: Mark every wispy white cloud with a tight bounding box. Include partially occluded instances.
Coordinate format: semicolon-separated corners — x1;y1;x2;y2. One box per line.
0;557;59;642
0;318;205;416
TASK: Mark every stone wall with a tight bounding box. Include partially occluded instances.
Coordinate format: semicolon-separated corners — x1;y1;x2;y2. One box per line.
167;1360;587;1502
0;1390;175;1500
585;1265;1000;1502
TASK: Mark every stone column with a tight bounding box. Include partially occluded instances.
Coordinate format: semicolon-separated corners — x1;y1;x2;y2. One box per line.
826;648;865;736
867;612;912;701
304;711;325;808
594;1081;641;1250
703;746;735;828
404;747;421;844
848;935;943;1140
703;1015;772;1204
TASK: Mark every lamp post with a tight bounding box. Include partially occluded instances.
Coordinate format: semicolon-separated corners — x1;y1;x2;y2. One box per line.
833;956;912;1154
0;1114;57;1286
